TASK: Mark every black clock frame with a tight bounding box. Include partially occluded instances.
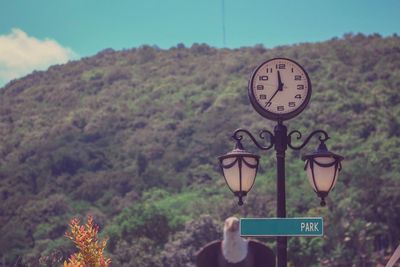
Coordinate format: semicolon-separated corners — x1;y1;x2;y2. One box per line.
248;57;312;122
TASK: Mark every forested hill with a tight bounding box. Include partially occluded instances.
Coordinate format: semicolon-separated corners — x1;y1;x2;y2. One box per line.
1;33;400;266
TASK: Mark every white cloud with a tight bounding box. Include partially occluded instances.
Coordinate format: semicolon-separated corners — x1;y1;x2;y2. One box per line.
0;28;78;87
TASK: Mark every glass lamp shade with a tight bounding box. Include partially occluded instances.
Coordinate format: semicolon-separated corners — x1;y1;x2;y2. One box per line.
303;142;344;206
306;156;339;192
218;143;259;205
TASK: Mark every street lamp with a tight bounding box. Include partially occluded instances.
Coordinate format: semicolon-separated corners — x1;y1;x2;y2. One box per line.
303;141;344;206
217;58;344;267
218;139;259;206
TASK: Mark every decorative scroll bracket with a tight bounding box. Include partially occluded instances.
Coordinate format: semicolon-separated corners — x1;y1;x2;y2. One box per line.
232;128;274;151
287;130;330;150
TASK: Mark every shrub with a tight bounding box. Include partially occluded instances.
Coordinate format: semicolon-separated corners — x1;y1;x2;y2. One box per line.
63;216;111;267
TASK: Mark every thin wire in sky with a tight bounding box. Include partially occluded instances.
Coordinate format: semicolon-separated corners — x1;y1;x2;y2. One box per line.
221;0;226;46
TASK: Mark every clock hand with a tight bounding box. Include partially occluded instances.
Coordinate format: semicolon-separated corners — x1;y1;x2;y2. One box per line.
266;87;280;105
265;70;283;105
277;70;284;91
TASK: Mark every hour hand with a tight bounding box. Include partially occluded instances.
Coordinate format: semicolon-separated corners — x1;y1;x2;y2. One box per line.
277;71;284;91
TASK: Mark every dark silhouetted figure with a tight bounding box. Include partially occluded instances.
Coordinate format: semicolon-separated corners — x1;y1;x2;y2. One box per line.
196;217;275;267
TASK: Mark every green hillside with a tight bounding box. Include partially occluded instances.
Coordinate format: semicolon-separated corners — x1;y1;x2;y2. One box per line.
1;33;399;266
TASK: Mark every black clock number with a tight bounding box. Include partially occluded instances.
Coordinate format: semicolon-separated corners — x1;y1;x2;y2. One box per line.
295;94;302;99
266;68;273;73
277;106;284;111
259;76;268;81
294;75;302;81
259;94;267;100
289;102;296;107
297;84;304;90
265;101;272;108
276;64;285;69
257;85;264;90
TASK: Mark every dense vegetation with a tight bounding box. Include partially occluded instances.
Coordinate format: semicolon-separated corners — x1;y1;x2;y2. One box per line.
0;33;399;266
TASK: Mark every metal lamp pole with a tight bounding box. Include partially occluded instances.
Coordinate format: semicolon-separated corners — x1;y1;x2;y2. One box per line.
274;122;288;267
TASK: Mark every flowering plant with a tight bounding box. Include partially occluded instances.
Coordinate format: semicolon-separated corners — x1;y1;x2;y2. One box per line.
63;216;111;267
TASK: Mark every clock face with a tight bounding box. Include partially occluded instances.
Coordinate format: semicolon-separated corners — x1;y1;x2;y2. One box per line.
248;58;312;121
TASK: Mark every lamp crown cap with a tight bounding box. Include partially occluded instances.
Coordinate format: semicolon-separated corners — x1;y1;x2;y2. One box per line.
235;140;244;150
317;142;328;152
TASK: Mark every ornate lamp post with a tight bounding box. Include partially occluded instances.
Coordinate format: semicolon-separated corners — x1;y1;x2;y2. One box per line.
218;58;344;267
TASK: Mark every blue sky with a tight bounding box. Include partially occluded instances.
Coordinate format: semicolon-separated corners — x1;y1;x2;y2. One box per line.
0;0;399;86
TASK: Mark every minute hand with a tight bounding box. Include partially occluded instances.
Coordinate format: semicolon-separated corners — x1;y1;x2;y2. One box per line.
266;87;280;105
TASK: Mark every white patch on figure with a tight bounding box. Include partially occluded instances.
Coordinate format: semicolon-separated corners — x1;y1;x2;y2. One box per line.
222;217;249;263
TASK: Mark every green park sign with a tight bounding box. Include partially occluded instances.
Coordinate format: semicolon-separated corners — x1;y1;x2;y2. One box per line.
240;217;323;237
